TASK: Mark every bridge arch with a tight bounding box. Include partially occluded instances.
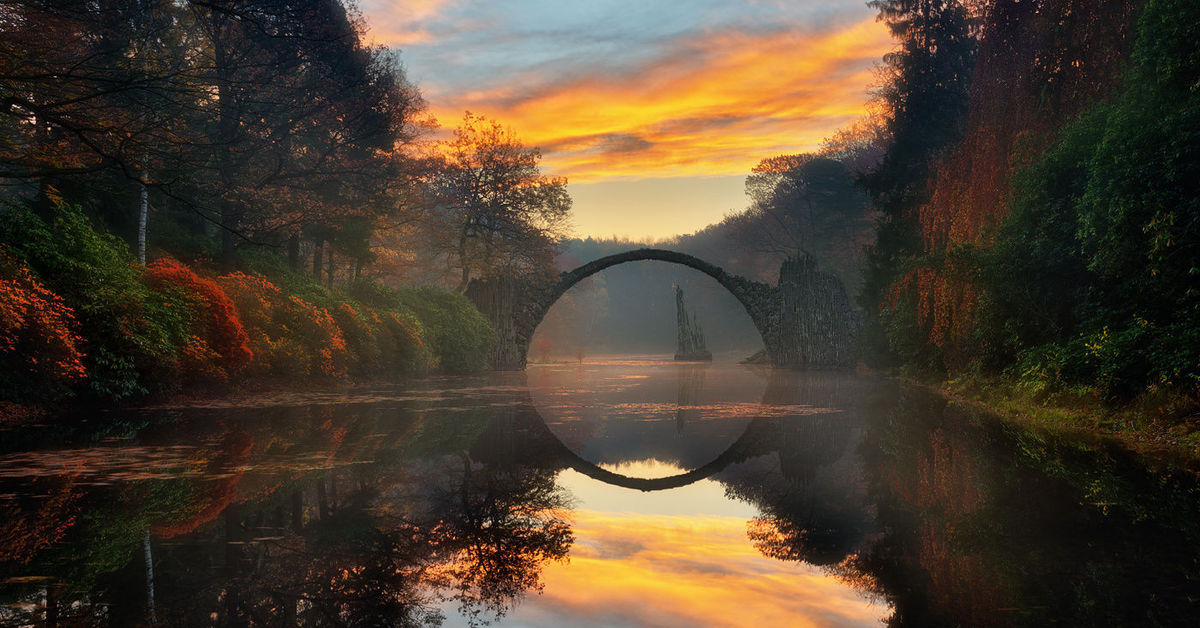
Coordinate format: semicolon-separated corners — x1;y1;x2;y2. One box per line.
526;249;778;365
471;401;783;492
465;247;859;370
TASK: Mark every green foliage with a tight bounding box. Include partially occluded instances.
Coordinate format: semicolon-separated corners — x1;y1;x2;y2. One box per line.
982;0;1200;400
393;286;495;373
0;203;187;399
344;276;403;311
343;277;434;375
984;108;1107;358
348;278;492;374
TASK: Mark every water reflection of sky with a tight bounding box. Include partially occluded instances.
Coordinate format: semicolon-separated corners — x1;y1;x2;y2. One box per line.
441;362;885;626
439;459;885;627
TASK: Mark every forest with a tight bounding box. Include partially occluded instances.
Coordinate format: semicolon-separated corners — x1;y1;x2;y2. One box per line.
2;0;1198;439
0;1;568;405
859;0;1199;427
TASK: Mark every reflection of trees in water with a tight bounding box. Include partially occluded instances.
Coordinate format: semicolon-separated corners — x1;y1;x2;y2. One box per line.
0;401;572;627
159;454;572;627
718;380;1200;627
9;376;1200;627
719;370;878;569
836;388;1200;627
720;412;874;569
401;454;573;624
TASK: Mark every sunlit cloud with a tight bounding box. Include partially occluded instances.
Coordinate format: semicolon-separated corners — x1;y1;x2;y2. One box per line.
426;19;890;182
359;0;454;47
359;0;891;236
501;510;888;627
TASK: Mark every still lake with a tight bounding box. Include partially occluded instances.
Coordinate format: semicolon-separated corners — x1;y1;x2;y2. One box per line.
1;358;1198;627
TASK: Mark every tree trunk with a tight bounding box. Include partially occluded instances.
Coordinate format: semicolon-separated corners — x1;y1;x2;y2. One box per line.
143;531;157;625
325;243;335;287
290;490;304;532
46;583;60;628
456;230;471;292
287;233;300;271
137;171;148;265
312;238;323;279
219;205;238;272
214;11;239;273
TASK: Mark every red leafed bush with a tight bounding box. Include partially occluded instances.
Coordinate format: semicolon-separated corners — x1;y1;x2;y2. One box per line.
218;272;350;378
217;272;280;332
144;259;252;377
0;254;87;398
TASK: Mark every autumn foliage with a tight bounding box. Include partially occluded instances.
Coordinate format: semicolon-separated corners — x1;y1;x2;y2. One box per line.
0;205;492;402
145;258;253;381
868;0;1200;403
902;0;1142;369
0;254;87;398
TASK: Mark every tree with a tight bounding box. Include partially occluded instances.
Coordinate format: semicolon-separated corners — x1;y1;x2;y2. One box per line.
426;113;571;291
190;0;424;270
1;0;425;273
860;0;978;365
728;154;875;299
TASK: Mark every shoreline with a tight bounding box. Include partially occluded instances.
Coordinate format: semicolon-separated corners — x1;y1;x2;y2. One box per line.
8;364;1199;472
908;374;1200;471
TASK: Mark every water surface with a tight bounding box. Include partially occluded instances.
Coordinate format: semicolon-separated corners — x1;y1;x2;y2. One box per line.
1;359;1198;626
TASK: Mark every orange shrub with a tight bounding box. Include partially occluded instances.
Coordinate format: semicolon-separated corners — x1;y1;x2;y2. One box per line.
279;295;350;378
0;256;87;398
144;259;252;379
218;272;350;379
218;272;280;329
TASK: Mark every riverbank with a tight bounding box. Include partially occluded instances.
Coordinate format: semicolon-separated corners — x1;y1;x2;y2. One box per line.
1;203;495;407
924;373;1200;467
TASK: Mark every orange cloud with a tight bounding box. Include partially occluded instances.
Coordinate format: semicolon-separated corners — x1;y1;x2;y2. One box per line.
429;18;892;182
360;0;452;47
508;510;888;627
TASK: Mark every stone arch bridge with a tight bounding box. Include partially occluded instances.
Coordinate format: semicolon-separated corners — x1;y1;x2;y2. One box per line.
466;248;860;370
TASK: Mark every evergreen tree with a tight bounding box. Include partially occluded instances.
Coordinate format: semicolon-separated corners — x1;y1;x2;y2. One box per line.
860;0;978;364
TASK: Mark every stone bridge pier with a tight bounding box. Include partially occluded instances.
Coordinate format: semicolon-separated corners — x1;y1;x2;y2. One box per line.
465;248;860;370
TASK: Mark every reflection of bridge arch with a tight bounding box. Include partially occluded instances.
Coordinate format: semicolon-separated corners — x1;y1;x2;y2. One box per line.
474;401;785;492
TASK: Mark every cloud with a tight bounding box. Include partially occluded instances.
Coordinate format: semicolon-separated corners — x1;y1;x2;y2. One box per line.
426;18;892;182
359;0;454;47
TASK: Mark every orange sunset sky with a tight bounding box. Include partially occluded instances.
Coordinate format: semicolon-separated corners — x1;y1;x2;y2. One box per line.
358;0;892;240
